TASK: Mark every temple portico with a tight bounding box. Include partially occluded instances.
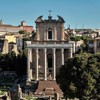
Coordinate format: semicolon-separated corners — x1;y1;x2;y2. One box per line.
26;43;73;82
25;14;75;83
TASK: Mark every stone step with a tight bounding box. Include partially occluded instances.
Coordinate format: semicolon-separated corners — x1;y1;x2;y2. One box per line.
34;80;63;96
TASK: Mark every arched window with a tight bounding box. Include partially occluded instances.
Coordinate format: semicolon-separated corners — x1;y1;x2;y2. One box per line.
48;28;52;40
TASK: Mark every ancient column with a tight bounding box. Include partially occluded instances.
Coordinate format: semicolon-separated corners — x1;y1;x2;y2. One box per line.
61;48;64;65
73;42;75;53
53;48;56;80
36;48;39;80
55;93;60;100
44;48;47;80
17;84;22;99
30;48;32;80
27;48;31;82
69;48;73;58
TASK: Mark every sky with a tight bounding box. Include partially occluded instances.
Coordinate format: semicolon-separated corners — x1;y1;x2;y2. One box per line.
0;0;100;29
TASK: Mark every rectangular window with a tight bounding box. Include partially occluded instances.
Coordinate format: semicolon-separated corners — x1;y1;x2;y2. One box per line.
48;31;52;39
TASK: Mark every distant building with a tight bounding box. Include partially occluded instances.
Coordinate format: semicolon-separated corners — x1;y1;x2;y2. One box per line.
87;42;93;52
86;34;100;53
0;19;33;53
0;20;34;35
5;35;16;43
9;42;19;55
0;39;8;54
5;34;23;53
75;40;84;52
16;37;23;51
94;36;100;53
20;21;33;33
0;34;22;54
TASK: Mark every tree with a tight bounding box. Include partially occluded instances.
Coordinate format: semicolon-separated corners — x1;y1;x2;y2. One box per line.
15;51;27;76
57;53;100;100
0;51;27;76
0;52;16;71
19;30;27;34
81;35;93;52
70;36;81;42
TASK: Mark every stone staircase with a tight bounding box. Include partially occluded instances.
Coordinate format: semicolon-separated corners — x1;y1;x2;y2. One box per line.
34;80;63;97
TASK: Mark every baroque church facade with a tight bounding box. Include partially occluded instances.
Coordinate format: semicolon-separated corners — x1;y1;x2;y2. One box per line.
26;15;74;82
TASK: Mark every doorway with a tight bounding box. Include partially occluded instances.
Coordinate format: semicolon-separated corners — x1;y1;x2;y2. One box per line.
47;54;52;68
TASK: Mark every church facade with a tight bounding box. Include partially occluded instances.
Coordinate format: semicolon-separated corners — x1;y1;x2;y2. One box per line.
26;15;75;82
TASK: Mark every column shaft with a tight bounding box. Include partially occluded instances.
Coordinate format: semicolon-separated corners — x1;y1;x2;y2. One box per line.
53;48;56;80
70;48;73;58
44;48;47;80
61;48;64;65
27;48;31;82
36;48;39;80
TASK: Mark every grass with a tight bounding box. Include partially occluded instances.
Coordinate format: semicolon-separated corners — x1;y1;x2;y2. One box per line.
25;96;39;100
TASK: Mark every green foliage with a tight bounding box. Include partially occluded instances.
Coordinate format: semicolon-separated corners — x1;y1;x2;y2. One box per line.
19;30;27;34
70;36;81;42
0;52;16;71
81;35;93;42
23;37;31;41
0;51;27;76
15;51;27;75
81;35;93;52
57;53;100;99
25;96;39;100
0;90;6;95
